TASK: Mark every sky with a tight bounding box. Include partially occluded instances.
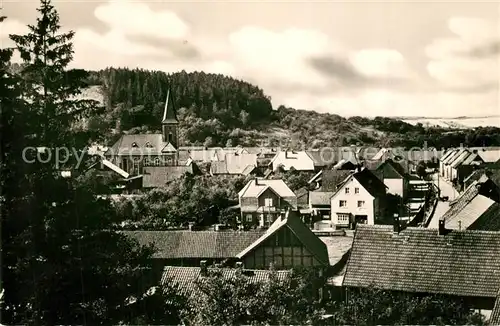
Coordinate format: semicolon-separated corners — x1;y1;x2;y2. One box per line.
1;0;500;118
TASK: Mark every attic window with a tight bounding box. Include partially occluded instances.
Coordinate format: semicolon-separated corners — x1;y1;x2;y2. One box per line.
145;142;153;148
131;142;138;148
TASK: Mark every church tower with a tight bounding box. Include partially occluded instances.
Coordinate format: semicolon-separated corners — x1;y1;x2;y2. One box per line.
162;87;179;148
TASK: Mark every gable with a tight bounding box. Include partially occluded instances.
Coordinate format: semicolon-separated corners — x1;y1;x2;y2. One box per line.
331;177;374;202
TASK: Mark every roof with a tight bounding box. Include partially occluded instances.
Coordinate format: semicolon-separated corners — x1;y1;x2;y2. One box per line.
162;88;178;124
309;191;335;206
142;166;193;188
441;181;482;221
106;134;176;156
239;179;296;199
442;149;462;164
492;289;500;325
444;195;497;230
225;153;257;174
161;266;291;298
440;150;456;163
306;148;356;167
375;159;407;179
270;150;315;171
352;168;387;198
404;149;442;162
209;161;228;175
321;169;352;192
462;152;483;165
450;151;472;168
236;210;330;266
477;148;500;163
343;225;500;298
123;230;265;259
467;202;500;231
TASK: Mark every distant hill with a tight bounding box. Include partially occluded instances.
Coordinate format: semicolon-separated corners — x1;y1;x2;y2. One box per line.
76;67;500;149
399;116;500;129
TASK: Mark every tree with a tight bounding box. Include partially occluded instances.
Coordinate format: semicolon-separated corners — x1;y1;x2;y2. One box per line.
182;266;324;325
329;287;485;325
1;2;163;324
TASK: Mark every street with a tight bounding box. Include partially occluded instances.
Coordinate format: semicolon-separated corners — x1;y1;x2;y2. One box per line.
426;173;460;228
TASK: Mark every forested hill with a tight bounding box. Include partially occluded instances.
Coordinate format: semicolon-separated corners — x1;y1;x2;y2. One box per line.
84;67;500;149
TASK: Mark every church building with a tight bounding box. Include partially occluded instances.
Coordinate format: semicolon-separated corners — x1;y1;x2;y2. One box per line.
105;88;197;188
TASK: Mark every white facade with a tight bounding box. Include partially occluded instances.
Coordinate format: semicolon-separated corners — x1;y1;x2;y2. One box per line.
384;178;404;198
330;178;375;226
270;151;315;171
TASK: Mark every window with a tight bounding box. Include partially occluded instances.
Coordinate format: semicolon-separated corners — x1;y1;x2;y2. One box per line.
355;187;360;194
345;188;350;194
131;142;138;148
145;142;153;148
339;200;347;208
266;214;274;223
337;213;350;222
246;214;253;222
357;200;365;208
168;132;173;143
264;198;274;207
154;157;161;166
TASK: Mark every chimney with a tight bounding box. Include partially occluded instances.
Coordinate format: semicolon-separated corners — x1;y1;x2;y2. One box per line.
458;220;462;231
236;262;243;269
214;224;220;232
188;222;194;231
393;214;400;234
255;178;259;186
285;150;289;159
438;218;446;235
200;260;207;276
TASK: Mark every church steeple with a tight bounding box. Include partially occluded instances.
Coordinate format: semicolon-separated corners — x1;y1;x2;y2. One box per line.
162;86;179;147
162;87;178;124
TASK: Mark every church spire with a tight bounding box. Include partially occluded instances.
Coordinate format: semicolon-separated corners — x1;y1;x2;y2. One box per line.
162;86;179;147
162;87;178;124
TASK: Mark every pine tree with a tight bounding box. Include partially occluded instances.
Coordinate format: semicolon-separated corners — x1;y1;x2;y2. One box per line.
2;1;171;324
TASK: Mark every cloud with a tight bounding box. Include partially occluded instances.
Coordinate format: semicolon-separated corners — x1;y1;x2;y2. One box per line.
93;0;189;40
425;16;499;92
3;2;499;119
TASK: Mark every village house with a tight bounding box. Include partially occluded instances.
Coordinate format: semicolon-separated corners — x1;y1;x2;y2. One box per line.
210;153;258;176
370;158;409;199
440;175;500;231
308;169;352;191
269;150;315;172
238;178;298;227
309;191;335;224
342;223;500;321
330;168;387;228
235;209;330;269
162;264;291;299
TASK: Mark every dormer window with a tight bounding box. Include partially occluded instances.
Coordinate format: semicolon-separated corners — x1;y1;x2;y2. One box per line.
131;142;138;148
145;142;153;148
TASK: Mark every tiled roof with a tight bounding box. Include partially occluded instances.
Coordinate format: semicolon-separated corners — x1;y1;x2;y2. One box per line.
295;187;309;207
161;266;291;298
309;191;335;206
343;225;500;298
236;210;330;266
442;149;462;164
491;289;500;325
123;230;265;259
239;179;296;199
444;195;497;230
462;153;483;165
106;134;172;156
321;170;352;192
468;202;500;231
441;181;481;222
440;150;456;163
142;166;193;188
352;168;387;198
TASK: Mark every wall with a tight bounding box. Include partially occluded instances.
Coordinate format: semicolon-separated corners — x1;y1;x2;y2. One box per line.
384;178;404;197
241;227;323;269
330;178;375;226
